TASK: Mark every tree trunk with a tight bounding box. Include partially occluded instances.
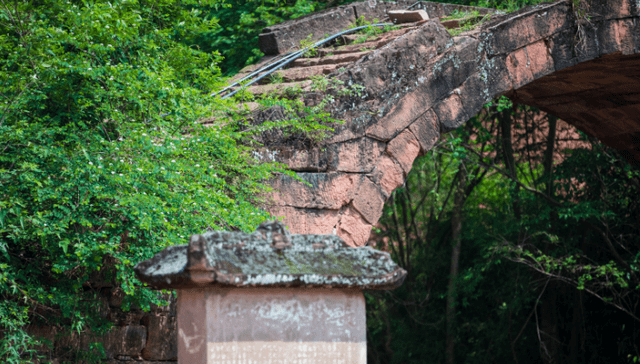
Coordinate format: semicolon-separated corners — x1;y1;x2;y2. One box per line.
499;108;521;218
446;168;466;364
543;114;557;196
539;282;561;364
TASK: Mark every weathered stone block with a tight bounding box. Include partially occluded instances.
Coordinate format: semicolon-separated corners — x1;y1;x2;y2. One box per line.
270;172;361;210
386;129;421;176
478;54;513;98
344;19;451;96
575;25;600;64
327;137;385;173
409;109;440;154
388;10;429;24
352;177;386;225
451;36;481;87
270;147;329;172
266;205;341;235
337;207;373;247
259;6;355;55
547;28;578;71
457;73;490;119
368;155;406;198
433;92;469;132
589;0;640;20
599;19;636;55
366;89;433;141
141;315;177;361
527;39;556;78
505;39;554;90
483;1;571;56
351;1;389;22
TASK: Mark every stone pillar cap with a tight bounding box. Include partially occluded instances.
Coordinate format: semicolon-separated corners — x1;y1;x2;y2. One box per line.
134;221;406;290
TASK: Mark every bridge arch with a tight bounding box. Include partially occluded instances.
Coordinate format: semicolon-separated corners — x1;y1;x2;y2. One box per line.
262;0;640;246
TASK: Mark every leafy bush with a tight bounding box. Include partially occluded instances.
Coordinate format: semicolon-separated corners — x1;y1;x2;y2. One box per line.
0;0;291;361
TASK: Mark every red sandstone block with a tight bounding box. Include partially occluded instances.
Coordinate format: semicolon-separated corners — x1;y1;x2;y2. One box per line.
457;73;490;119
599;19;636;55
546;29;578;71
368;154;406;198
433;92;469;132
266;147;328;172
505;40;554;90
409;109;440;154
526;40;555;78
327;137;385;173
267;206;341;235
279;64;343;82
483;1;570;56
269;172;361;210
366;89;433;141
386;129;421;176
388;10;429;24
337;207;373;247
506;47;534;89
352;177;386;225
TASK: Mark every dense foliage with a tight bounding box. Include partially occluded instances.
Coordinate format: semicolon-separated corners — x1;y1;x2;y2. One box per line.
366;100;640;364
1;0;637;363
0;0;292;361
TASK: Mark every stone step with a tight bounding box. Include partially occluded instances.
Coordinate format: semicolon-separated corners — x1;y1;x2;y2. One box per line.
247;80;312;96
278;63;351;82
292;51;372;67
317;38;394;56
339;26;415;46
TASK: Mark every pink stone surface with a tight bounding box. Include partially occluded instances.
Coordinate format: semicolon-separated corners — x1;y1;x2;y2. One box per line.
601;19;636;55
366;90;433;141
329;137;385;173
269;173;360;210
386;129;421;176
506;47;535;89
409;109;440;154
526;40;555;78
370;155;405;197
266;206;339;235
177;288;366;364
337;207;373;247
352;177;386;224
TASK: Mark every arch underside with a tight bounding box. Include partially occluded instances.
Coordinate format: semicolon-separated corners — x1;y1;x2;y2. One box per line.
262;0;640;246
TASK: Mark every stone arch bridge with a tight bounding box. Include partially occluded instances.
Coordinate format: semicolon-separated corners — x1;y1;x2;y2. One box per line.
235;0;640;247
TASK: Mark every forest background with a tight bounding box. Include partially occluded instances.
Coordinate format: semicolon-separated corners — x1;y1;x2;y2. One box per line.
0;0;638;363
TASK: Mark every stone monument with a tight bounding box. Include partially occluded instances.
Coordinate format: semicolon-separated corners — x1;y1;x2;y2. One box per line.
134;221;406;364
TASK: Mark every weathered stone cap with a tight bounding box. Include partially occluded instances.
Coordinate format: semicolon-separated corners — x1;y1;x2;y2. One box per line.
134;221;406;290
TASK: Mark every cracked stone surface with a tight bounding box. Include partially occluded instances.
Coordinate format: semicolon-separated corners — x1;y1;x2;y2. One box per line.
232;0;640;246
134;221;407;290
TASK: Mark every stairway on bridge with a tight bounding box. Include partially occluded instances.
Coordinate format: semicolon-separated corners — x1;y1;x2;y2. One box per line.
227;2;494;104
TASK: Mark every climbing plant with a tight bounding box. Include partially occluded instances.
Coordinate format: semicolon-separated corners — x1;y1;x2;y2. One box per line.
0;0;306;362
